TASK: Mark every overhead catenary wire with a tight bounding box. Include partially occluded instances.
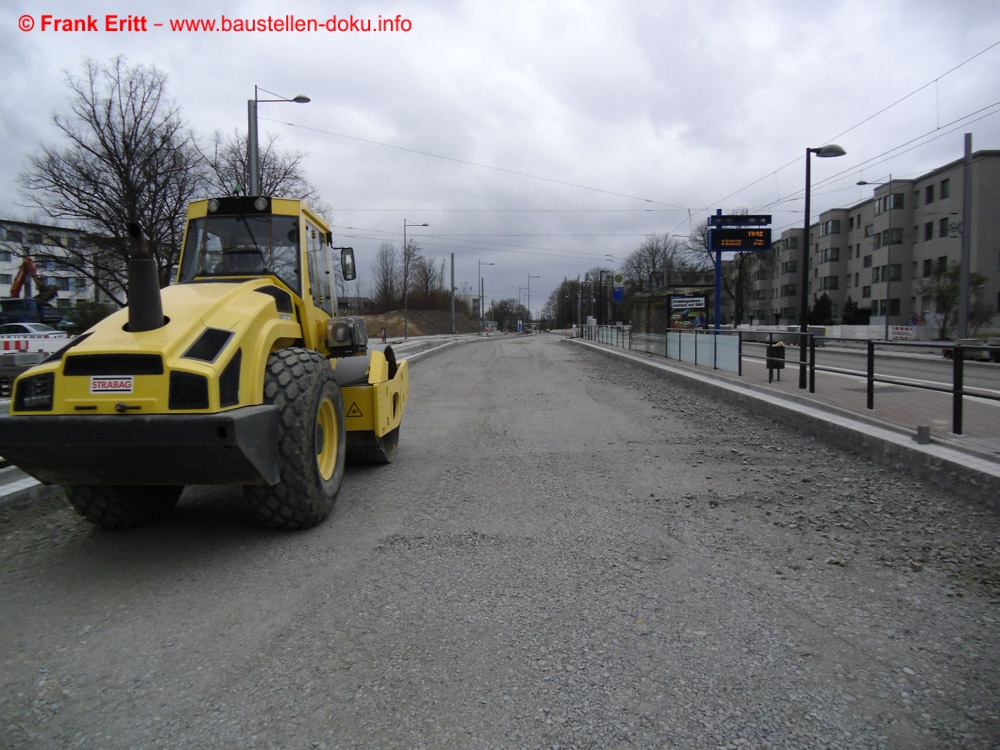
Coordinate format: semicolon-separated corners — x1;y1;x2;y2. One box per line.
257;39;1000;256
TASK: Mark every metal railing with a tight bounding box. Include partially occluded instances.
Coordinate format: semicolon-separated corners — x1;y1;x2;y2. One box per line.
579;326;999;436
577;324;632;349
741;334;1000;435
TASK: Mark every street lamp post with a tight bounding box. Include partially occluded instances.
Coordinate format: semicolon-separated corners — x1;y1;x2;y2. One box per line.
478;260;495;330
402;219;429;339
800;144;846;389
247;86;310;196
858;175;893;340
527;274;540;330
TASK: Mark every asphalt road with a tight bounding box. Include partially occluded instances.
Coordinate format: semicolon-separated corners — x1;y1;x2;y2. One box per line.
1;334;998;748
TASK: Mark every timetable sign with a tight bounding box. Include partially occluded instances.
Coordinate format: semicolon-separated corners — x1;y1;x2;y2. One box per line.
709;228;771;250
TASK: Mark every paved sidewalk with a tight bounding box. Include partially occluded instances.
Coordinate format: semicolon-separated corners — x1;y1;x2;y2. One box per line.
727;350;999;460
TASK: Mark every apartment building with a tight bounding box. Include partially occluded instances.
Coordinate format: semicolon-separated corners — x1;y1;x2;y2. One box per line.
0;219;112;312
752;150;1000;333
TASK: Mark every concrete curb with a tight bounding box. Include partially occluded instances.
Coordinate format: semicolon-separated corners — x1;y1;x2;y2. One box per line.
567;337;1000;502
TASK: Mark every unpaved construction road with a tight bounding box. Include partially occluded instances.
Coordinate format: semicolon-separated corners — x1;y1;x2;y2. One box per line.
1;334;998;749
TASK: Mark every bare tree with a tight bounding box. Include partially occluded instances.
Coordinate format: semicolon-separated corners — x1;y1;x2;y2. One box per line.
410;253;445;309
400;238;421;310
371;241;399;313
620;233;701;295
17;56;205;303
489;298;530;332
544;277;583;328
919;261;991;339
199;129;325;209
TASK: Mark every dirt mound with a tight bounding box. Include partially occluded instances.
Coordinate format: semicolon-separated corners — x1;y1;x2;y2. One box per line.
361;310;483;338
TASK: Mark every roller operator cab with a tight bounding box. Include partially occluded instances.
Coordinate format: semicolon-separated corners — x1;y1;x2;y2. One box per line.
0;196;409;530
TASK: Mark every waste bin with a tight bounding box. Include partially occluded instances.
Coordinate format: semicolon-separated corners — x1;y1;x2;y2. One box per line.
766;342;785;383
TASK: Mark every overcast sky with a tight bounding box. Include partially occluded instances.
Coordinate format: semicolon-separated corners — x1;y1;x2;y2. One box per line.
2;0;999;314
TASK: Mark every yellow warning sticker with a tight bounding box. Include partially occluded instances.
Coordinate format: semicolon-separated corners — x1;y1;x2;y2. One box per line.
346;402;363;418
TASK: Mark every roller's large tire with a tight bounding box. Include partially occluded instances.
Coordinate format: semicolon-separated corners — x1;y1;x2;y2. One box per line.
64;484;183;529
245;348;346;529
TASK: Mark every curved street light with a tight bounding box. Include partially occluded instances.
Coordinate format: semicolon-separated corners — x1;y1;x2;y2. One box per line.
478;260;495;330
858;176;894;340
248;86;310;196
403;219;429;339
527;274;540;329
800;144;846;389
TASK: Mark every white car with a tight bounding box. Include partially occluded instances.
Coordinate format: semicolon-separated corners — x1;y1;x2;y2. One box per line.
0;323;69;338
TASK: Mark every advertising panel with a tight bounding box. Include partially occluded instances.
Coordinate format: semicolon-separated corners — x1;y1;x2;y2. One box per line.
669;295;708;329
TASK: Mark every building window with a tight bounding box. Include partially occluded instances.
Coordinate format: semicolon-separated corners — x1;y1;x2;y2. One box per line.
864;224;873;238
71;277;89;291
0;251;10;262
786;236;798;250
937;256;948;273
862;286;871;299
819;276;838;291
820;219;841;236
873;267;881;283
863;255;872;268
0;274;11;285
888;228;903;245
925;184;935;203
941;178;950;199
874;194;904;215
819;247;840;263
41;276;70;291
923;259;932;277
4;229;22;243
924;222;933;241
939;218;949;238
889;299;900;316
888;264;902;281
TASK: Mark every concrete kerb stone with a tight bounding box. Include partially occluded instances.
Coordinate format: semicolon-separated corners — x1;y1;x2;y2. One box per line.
383;333;486;365
0;471;60;511
566;337;1000;502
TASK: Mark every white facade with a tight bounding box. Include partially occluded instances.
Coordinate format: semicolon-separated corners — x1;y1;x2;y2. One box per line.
0;220;105;312
752;150;1000;332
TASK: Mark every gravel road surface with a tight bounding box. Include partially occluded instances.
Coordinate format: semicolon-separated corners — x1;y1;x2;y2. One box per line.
1;334;998;749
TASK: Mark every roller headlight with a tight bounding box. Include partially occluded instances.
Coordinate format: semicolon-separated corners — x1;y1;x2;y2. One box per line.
14;373;55;412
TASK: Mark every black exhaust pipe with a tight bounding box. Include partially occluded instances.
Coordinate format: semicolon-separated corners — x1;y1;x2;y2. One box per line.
126;223;165;332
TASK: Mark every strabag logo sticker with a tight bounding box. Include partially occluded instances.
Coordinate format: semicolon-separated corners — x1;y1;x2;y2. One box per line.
90;376;134;394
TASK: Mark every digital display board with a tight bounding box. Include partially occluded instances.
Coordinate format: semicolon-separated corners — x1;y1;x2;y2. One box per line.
709;228;771;250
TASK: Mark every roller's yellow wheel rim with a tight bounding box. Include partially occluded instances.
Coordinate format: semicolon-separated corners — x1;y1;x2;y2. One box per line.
316;396;338;481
